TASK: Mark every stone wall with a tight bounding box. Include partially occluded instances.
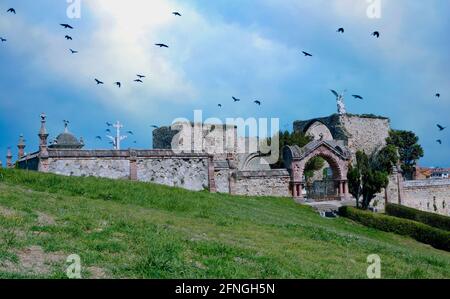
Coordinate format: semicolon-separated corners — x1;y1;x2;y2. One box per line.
34;149;214;192
233;170;291;197
401;180;450;216
294;114;391;160
48;157;131;180
340;115;390;159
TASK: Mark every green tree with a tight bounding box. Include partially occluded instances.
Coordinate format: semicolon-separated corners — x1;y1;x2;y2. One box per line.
386;130;424;180
347;150;391;210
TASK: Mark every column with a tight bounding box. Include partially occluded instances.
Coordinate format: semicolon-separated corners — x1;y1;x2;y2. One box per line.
17;134;26;159
38;113;50;172
6;147;13;169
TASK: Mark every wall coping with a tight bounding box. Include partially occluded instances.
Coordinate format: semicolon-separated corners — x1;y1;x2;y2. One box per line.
404;179;450;188
236;169;290;179
22;149;214;159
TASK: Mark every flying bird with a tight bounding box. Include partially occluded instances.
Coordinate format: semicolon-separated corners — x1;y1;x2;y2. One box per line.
155;43;169;48
437;124;446;131
436;140;442;145
435;93;441;98
173;12;182;16
60;24;73;29
254;100;261;106
302;51;313;57
218;104;222;108
0;38;6;42
151;125;159;129
65;35;73;40
127;131;134;135
136;74;146;78
106;122;112;127
232;96;241;102
7;8;16;14
114;82;121;88
95;136;102;140
352;95;364;100
106;129;111;133
69;49;78;54
95;79;104;85
134;79;143;83
337;28;344;33
372;31;380;38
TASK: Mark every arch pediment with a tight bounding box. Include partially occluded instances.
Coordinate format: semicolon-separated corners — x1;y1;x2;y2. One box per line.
284;140;351;162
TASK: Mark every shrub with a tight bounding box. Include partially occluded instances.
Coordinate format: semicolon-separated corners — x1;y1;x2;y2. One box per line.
338;206;450;251
386;204;450;231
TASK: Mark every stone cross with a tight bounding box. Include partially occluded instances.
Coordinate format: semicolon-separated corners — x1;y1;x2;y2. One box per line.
107;121;128;150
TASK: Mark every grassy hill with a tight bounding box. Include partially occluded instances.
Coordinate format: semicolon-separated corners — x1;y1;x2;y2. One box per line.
0;169;449;279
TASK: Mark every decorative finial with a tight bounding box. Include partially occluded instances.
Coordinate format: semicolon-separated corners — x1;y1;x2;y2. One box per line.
63;120;70;133
6;147;13;168
17;134;26;159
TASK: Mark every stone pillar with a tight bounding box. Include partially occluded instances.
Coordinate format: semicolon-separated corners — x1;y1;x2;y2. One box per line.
6;147;13;169
227;153;237;195
208;157;217;193
298;183;303;198
38;113;50;172
291;183;297;197
129;149;138;181
339;180;344;196
17;134;26;159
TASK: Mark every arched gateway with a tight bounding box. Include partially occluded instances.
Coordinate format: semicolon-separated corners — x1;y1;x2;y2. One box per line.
283;140;351;201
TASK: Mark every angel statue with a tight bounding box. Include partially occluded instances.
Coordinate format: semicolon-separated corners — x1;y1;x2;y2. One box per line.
330;89;347;115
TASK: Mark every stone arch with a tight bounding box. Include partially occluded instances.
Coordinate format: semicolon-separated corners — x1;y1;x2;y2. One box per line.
240;152;271;171
304;121;334;141
283;140;350;201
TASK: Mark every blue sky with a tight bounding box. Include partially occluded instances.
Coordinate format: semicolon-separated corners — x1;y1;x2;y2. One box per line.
0;0;449;167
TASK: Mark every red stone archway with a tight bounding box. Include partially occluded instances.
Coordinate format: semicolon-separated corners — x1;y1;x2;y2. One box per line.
283;141;351;201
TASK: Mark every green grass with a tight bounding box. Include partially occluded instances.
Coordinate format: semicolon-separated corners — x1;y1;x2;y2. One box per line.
0;169;449;279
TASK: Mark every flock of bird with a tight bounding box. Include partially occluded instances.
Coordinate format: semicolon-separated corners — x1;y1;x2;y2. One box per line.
1;6;446;147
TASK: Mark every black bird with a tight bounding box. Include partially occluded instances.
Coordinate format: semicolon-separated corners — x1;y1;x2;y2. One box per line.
134;79;143;83
232;96;241;102
0;38;6;42
95;79;104;85
437;124;446;131
106;122;112;127
437;139;442;145
133;141;137;144
60;24;73;29
337;28;344;33
218;104;222;108
127;131;134;135
95;136;102;140
7;8;16;14
372;31;380;38
151;125;159;129
173;12;182;16
69;49;78;54
155;43;169;48
352;95;364;100
106;129;111;133
254;100;261;106
302;51;313;57
435;93;441;98
65;35;73;40
137;74;146;78
114;82;121;88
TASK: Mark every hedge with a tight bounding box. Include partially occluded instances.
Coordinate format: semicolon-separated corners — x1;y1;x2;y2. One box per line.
385;203;450;231
339;206;450;251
